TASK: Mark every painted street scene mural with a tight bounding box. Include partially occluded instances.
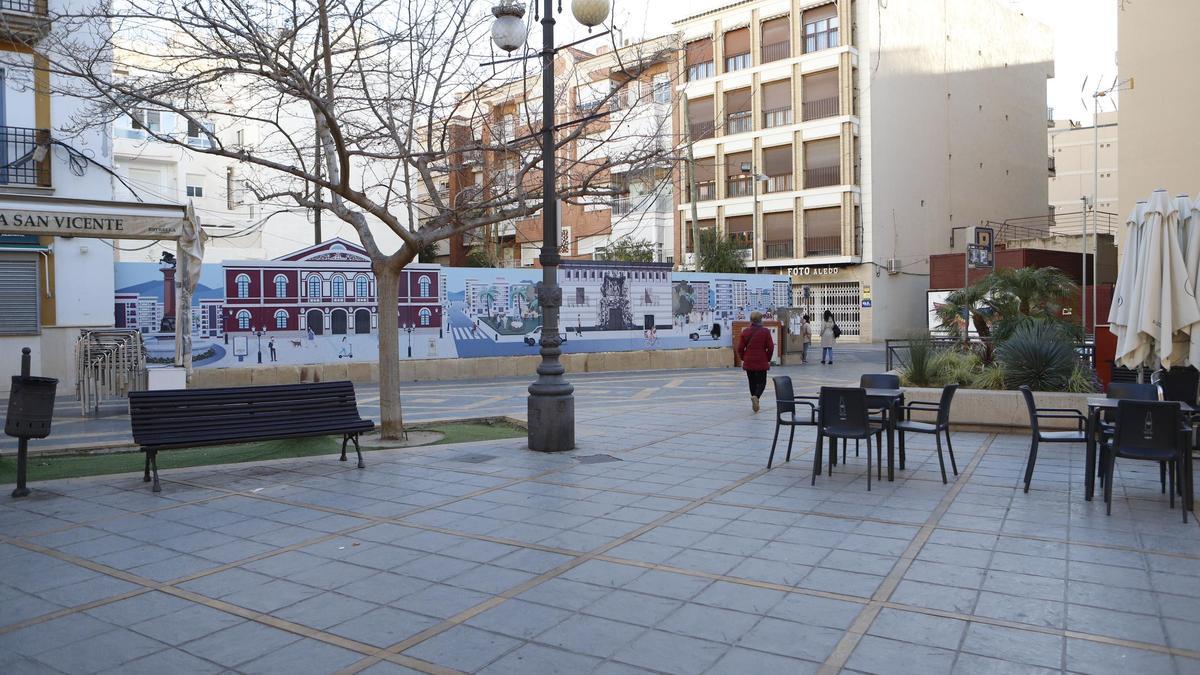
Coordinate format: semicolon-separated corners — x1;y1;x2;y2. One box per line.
114;239;792;367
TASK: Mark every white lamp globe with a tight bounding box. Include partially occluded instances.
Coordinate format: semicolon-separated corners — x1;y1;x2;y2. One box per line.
490;2;527;53
571;0;610;28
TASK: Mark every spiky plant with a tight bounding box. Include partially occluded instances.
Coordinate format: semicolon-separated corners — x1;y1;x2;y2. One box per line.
994;321;1078;391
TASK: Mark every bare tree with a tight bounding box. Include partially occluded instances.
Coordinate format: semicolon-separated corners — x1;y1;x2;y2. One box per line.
19;0;679;439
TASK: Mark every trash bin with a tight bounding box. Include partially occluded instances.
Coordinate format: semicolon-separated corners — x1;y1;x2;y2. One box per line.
5;375;58;440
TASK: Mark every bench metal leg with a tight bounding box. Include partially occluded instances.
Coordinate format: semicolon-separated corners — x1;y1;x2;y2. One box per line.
340;435;349;462
353;434;364;469
143;451;151;483
149;450;161;493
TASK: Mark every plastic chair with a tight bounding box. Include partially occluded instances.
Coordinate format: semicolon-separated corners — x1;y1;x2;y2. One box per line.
1100;382;1163;491
767;376;818;469
1103;400;1188;522
813;387;885;491
896;384;959;483
1020;385;1087;493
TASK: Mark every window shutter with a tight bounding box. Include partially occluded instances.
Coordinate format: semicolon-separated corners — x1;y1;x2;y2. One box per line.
763;80;791;110
723;28;750;56
803;3;838;24
725;150;751;177
0;258;40;335
724;88;752;114
685;38;713;65
763;145;792;175
761;17;790;45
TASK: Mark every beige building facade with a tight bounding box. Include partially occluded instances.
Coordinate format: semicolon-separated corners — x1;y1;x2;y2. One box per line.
1048;110;1118;231
674;0;1053;341
1117;0;1200;220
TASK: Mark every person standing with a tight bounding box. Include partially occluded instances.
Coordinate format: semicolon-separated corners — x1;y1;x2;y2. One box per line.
268;337;277;362
737;311;774;413
799;314;812;364
820;310;837;364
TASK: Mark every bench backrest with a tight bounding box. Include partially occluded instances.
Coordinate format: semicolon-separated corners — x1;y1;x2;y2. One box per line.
130;381;364;444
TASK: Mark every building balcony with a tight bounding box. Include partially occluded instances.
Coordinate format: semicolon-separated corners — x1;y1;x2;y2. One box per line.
763;106;793;129
764;239;794;259
687;181;717;202
804;165;840;189
687;61;714;81
804;234;841;257
764;174;792;193
725;111;753;135
1;0;49;42
0;126;52;188
726;176;753;198
612;193;672;216
689;121;715;141
802;97;839;121
761;41;791;64
724;52;751;73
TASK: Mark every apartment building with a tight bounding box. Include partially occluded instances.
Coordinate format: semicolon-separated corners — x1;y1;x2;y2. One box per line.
674;0;1052;340
0;0;122;390
427;35;678;268
1048;110;1118;230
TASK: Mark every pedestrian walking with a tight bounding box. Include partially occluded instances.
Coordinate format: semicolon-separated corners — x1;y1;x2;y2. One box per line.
737;311;774;413
799;314;812;364
820;310;837;364
268;337;277;362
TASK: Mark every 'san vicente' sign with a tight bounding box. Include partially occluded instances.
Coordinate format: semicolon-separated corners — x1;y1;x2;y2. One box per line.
0;209;182;240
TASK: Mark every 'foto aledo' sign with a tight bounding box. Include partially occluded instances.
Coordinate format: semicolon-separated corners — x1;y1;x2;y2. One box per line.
0;209;183;240
787;266;842;277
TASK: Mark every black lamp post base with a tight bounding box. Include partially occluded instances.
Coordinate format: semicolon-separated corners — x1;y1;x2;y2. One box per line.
528;393;575;452
11;487;30;498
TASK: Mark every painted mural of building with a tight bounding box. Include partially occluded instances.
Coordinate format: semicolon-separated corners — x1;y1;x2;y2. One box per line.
198;299;224;338
222;238;443;335
772;280;791;309
714;278;749;319
691;280;712;313
560;260;673;331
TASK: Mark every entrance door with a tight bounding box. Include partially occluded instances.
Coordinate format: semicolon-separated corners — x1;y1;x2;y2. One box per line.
643;314;654;330
607;308;623;330
331;309;348;335
354;309;371;334
306;309;324;335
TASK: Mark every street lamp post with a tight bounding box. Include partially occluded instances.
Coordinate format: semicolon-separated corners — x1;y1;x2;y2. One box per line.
740;162;768;273
403;323;413;358
254;327;265;364
491;0;610;453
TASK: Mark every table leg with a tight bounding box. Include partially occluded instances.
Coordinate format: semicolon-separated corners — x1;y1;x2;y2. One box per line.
887;404;895;482
897;395;906;470
1084;407;1097;501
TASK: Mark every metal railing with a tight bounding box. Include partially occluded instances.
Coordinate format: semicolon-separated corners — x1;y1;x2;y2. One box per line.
761;41;790;63
689;121;715;140
765;174;793;193
76;329;147;416
725;111;753;135
802;97;839;121
804;165;839;189
884;337;1095;373
804;234;841;257
688;181;716;202
998;209;1121;239
726;176;752;198
0;126;51;187
725;52;751;72
765;239;794;259
763;106;793;128
612;193;672;215
687;61;714;81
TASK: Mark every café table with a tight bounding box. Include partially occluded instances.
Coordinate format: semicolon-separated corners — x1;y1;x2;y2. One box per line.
1085;397;1195;507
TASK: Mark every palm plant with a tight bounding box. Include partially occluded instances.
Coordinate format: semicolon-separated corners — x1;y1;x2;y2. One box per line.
985;266;1077;318
934;283;995;338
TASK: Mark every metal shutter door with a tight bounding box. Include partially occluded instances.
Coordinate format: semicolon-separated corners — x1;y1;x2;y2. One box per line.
0;258;39;335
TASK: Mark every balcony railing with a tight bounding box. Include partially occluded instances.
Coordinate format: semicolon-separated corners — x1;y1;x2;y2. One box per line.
689;121;715;140
726;176;753;198
0;126;51;187
804;165;840;189
576;99;604;115
761;41;790;63
725;52;751;72
612;193;672;215
763;106;793;128
804;234;841;257
765;174;793;193
725;111;753;135
802;97;839;121
687;61;714;81
688;181;716;202
764;239;794;259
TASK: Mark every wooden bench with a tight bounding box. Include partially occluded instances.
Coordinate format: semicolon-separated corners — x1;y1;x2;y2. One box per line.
130;381;374;492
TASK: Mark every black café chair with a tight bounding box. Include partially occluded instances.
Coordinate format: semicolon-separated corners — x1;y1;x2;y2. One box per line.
852;374;896;464
1157;366;1200;456
1099;382;1163;491
1103;400;1189;522
813;387;885;491
1020;385;1088;493
896;384;959;484
767;376;819;469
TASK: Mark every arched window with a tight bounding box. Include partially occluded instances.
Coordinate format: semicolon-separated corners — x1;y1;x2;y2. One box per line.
274;274;288;298
236;310;251;329
307;275;321;299
355;275;369;298
274;309;288;328
419;308;432;326
418;275;431;297
331;275;345;300
235;274;250;299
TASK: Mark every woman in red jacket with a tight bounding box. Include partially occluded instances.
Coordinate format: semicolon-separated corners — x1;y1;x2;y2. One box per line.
738;311;775;412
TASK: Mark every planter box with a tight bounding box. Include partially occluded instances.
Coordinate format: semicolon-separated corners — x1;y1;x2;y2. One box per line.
902;386;1089;431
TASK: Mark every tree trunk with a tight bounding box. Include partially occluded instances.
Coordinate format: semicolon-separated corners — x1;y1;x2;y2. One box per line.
375;263;405;439
682;95;702;271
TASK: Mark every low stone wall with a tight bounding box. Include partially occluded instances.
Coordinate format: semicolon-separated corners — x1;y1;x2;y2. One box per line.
189;347;734;388
902;386;1088;431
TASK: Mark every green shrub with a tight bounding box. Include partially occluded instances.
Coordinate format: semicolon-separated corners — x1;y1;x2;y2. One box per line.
971;364;1005;390
1065;365;1098;393
901;335;937;387
994;321;1078;391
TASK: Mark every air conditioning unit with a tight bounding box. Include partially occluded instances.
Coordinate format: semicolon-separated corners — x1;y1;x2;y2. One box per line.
886;258;901;275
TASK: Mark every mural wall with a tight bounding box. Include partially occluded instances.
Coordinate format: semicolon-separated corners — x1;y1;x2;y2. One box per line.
113;238;792;368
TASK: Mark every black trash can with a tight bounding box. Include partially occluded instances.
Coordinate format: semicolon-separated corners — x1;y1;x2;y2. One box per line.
6;375;58;440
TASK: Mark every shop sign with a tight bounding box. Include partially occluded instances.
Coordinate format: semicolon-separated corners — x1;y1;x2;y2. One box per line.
788;265;843;278
0;210;183;240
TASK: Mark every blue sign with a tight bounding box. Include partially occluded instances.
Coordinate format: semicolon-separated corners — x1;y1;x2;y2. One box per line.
862;299;872;308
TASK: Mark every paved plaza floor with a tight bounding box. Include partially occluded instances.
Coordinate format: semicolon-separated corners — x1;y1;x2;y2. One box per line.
2;352;1199;673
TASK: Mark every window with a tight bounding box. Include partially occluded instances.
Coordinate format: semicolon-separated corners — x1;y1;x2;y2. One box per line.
235;129;245;146
419;308;432;326
355;275;369;298
0;257;39;335
418;275;431;297
803;5;839;53
576;288;585;305
723;28;750;72
685;38;714;81
274;309;288;328
331;275;345;299
274;274;288;297
307;275;321;299
186;184;204;198
186;120;215;148
652;74;671;104
131;109;161;133
236;310;251;329
235;273;250;298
